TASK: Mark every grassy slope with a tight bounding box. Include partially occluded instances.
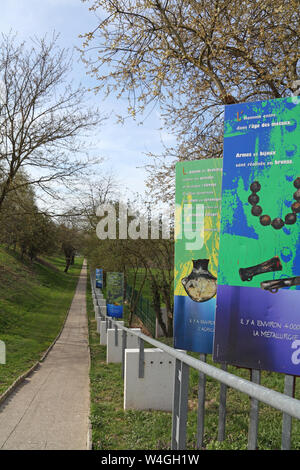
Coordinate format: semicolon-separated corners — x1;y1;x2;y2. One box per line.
0;248;83;395
87;280;300;450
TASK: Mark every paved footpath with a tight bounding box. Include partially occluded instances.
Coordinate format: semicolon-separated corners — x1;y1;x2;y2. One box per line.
0;261;90;450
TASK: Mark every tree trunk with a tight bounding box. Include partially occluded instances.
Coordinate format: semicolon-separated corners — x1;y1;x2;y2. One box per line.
150;281;168;337
64;256;71;273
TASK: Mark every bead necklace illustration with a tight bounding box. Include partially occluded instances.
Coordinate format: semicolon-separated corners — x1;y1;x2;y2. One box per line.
240;177;300;293
248;177;300;229
182;177;300;302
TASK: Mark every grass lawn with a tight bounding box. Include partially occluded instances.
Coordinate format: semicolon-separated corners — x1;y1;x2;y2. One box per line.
0;248;83;395
87;278;300;450
87;283;173;450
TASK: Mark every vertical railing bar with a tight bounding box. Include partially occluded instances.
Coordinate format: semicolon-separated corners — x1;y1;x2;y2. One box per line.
217;363;228;442
121;330;127;379
248;369;261;450
177;361;190;450
281;375;296;450
94;298;97;318
114;324;118;347
138;337;144;378
196;353;207;449
171;359;181;450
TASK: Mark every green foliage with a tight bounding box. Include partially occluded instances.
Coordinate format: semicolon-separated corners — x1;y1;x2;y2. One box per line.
0;172;59;260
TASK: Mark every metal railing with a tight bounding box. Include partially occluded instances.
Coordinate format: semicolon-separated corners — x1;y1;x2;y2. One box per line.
90;274;300;451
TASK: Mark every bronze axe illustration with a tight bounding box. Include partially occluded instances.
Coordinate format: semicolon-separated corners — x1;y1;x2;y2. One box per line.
239;256;282;282
260;276;300;293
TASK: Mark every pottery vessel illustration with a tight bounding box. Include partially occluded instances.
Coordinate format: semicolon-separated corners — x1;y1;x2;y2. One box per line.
181;259;217;302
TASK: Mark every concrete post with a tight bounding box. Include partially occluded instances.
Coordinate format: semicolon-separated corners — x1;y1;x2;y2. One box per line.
124;348;175;411
99;320;124;345
99;320;107;345
107;328;140;364
100;305;107;316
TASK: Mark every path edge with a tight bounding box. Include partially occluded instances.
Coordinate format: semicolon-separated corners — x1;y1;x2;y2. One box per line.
87;341;93;451
86;267;93;451
0;306;71;409
0;267;81;409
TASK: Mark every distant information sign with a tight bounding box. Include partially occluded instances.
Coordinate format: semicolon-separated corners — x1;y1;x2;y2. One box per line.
107;272;124;318
95;268;103;289
173;159;223;353
213;97;300;375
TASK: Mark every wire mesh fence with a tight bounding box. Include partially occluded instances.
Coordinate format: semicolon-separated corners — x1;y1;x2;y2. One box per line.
125;284;156;337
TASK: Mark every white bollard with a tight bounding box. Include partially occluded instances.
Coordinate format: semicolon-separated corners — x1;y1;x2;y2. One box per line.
100;305;107;316
94;303;98;319
124;348;175;411
98;300;106;315
99;321;108;345
107;328;140;364
99;320;124;345
96;314;101;333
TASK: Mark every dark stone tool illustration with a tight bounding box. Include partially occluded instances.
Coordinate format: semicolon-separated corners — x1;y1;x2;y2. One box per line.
260;276;300;293
239;256;282;282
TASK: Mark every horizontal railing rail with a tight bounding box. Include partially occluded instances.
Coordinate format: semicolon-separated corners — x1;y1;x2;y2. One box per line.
104;318;300;420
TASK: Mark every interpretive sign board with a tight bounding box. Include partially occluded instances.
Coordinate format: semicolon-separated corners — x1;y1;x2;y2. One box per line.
213;97;300;375
174;159;223;353
107;272;124;318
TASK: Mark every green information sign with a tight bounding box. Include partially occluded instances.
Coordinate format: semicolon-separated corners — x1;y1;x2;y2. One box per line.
213;97;300;375
107;272;124;318
174;158;223;353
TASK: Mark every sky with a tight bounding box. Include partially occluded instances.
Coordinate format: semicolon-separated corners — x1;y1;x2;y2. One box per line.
0;0;175;204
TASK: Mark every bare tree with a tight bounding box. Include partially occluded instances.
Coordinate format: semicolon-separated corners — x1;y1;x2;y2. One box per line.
75;172;120;229
0;32;104;212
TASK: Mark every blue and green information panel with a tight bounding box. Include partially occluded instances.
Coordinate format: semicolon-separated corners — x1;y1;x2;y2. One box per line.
174;159;222;353
213;97;300;375
107;272;124;318
95;268;103;288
